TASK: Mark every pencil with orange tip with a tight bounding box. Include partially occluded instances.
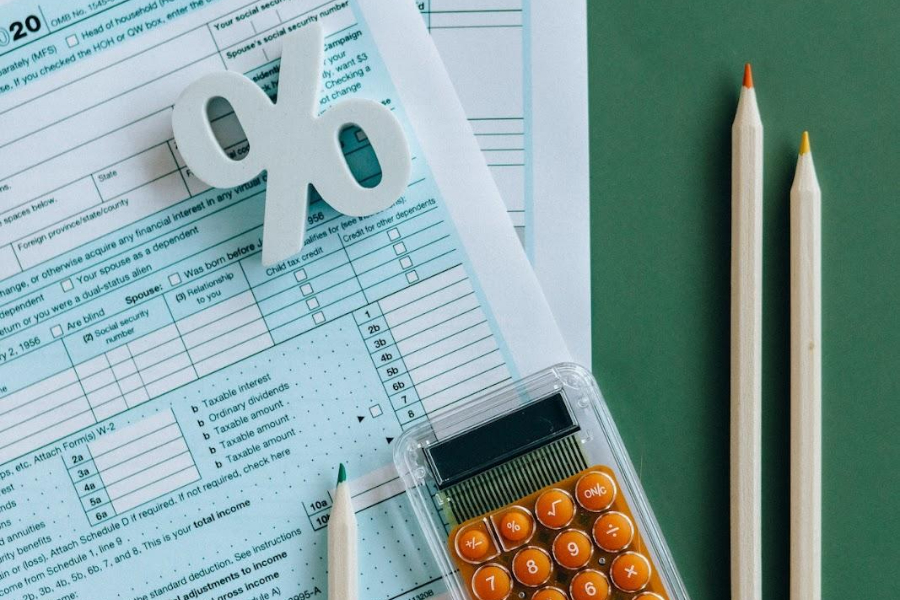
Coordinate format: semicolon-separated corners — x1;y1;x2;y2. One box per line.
790;131;821;600
730;62;763;600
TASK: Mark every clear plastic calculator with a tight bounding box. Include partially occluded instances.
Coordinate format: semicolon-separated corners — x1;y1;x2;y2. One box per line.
394;364;690;600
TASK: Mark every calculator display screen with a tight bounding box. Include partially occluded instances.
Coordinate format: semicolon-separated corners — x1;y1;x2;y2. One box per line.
426;393;579;489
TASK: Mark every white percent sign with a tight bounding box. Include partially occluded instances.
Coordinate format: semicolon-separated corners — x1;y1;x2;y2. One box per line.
172;23;411;265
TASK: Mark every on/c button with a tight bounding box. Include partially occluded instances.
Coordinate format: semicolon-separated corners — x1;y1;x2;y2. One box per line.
575;471;616;511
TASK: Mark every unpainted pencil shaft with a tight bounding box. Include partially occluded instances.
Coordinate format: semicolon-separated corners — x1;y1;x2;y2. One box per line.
730;67;763;600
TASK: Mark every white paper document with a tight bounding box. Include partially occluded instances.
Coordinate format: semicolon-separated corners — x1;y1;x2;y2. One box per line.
528;1;591;368
421;0;592;367
0;0;571;599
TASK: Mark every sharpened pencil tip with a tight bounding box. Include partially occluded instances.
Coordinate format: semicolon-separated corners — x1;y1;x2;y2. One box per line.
800;131;811;155
743;63;753;88
337;463;347;485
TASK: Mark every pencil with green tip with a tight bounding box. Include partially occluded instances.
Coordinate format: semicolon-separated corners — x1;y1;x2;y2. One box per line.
329;463;357;600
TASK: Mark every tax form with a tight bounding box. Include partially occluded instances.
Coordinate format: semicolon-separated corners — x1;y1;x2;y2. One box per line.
420;1;592;367
0;0;572;598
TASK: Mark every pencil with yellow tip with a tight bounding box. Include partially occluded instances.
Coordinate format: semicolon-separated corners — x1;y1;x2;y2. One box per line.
790;131;822;600
328;463;357;600
731;62;763;600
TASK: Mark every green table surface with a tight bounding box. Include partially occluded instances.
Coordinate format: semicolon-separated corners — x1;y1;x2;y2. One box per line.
588;2;899;599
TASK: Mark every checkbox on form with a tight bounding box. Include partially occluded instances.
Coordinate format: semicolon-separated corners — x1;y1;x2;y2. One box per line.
66;35;79;48
51;325;63;338
61;279;74;292
168;273;181;286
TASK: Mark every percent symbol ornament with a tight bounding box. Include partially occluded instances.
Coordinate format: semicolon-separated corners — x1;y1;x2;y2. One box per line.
172;23;411;266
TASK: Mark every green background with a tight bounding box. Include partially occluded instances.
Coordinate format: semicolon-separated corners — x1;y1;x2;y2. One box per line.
588;2;899;599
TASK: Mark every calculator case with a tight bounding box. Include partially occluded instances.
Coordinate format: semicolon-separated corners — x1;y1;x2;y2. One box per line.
393;363;690;600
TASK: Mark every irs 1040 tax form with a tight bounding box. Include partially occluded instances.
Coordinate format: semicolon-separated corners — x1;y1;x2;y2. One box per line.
0;0;571;599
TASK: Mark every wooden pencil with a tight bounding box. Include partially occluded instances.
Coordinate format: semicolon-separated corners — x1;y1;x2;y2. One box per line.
329;463;358;600
790;132;822;600
730;63;763;600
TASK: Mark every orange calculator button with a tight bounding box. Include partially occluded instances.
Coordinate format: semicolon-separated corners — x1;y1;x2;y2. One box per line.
592;511;634;552
512;547;552;587
472;564;512;600
574;471;616;512
570;569;610;600
498;508;533;543
457;527;493;563
634;594;666;600
552;530;593;570
535;489;576;529
532;587;567;600
610;551;651;592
